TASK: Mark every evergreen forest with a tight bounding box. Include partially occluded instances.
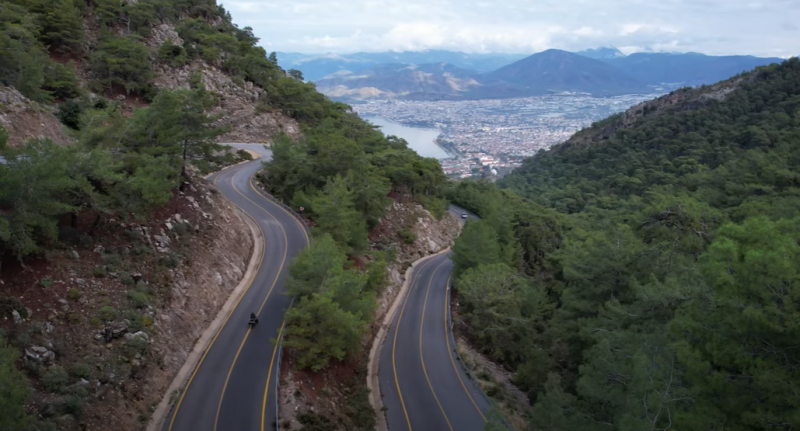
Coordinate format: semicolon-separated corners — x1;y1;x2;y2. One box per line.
448;58;800;430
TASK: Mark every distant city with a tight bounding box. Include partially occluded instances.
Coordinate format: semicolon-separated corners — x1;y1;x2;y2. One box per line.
353;92;663;179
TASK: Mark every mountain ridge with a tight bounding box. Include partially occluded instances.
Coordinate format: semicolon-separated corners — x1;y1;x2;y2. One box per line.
307;48;784;101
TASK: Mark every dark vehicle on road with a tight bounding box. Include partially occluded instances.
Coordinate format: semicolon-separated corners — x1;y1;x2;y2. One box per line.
249;312;258;327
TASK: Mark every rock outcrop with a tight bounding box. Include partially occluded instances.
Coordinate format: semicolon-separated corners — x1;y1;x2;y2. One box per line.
0;86;73;147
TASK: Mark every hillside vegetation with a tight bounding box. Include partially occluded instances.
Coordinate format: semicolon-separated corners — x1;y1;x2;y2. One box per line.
0;0;449;429
448;58;800;430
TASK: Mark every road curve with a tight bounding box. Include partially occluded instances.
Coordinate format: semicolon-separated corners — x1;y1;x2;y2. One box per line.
380;205;490;431
163;144;309;431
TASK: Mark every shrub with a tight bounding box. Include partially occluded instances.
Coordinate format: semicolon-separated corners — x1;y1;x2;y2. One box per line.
40;277;53;288
121;275;134;285
67;288;81;301
127;290;151;309
97;306;117;322
43;365;68;393
101;253;121;267
69;363;92;379
60;395;84;416
57;100;84;130
30;321;44;334
93;266;107;278
402;230;417;244
158;40;188;66
125;336;148;356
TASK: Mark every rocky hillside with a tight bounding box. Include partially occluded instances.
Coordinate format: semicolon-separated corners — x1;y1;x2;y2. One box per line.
0;87;73;147
0;169;253;431
0;0;301;148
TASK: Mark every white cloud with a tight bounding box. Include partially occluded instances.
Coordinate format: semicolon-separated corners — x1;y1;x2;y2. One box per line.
224;0;800;57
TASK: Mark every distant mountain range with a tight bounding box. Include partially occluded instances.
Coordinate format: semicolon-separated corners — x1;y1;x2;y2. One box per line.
280;48;786;101
315;63;482;100
277;50;527;81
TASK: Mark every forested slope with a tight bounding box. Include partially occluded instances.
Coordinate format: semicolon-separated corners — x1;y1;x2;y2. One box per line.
0;0;449;429
448;58;800;430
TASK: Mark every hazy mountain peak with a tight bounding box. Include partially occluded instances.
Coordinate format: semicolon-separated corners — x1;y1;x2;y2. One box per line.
576;46;627;59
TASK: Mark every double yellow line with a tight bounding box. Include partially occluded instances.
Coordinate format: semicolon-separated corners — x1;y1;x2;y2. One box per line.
167;160;309;431
391;254;486;431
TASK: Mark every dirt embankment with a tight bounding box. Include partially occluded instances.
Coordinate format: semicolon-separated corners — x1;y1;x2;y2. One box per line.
276;199;462;430
0;172;253;431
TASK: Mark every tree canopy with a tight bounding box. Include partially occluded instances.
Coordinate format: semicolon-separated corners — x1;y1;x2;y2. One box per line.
451;58;800;430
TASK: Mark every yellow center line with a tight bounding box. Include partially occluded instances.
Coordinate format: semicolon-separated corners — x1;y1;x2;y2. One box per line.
444;272;487;421
246;175;312;431
419;259;454;431
167;166;267;431
261;321;285;431
213;164;290;431
392;256;437;431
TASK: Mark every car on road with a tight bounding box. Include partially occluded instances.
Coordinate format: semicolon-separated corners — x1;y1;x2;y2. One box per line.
461;212;468;219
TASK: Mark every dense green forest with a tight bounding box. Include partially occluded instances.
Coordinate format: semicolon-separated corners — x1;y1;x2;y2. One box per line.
449;58;800;430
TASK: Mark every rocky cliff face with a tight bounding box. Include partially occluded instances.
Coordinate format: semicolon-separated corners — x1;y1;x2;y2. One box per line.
370;201;462;324
0;87;73;147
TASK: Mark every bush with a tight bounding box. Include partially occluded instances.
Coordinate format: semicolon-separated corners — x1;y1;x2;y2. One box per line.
30;321;44;334
402;230;417;244
158;40;188;66
97;306;117;322
125;336;148;356
127;290;151;309
43;365;68;393
101;253;121;267
297;412;336;431
60;395;84;416
69;363;91;379
92;266;107;278
65;290;81;303
121;275;134;285
40;277;53;288
57;99;84;130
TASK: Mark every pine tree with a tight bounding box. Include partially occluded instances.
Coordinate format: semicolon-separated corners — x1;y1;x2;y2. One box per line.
451;220;503;277
282;289;367;371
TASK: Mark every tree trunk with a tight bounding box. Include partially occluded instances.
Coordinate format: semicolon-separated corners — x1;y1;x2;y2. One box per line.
71;212;78;229
89;214;102;236
180;141;188;192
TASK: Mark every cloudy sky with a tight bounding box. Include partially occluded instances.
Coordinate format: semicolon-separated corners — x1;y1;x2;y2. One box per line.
223;0;799;57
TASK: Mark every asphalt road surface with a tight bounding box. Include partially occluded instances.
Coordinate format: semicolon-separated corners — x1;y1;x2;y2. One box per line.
163;144;309;431
380;205;490;431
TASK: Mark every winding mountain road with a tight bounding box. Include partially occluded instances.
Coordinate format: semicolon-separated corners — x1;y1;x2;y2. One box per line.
379;206;490;431
163;144;309;431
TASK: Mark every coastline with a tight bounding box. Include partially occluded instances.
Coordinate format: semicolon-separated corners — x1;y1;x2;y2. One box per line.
361;115;455;160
